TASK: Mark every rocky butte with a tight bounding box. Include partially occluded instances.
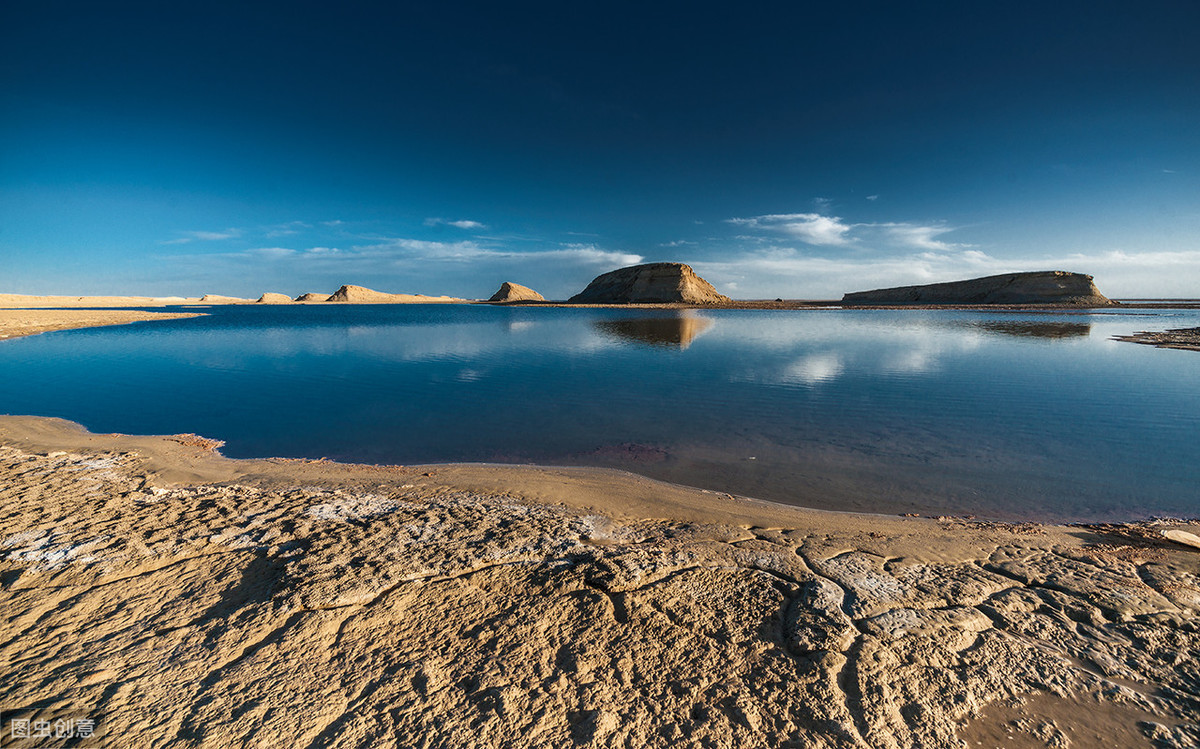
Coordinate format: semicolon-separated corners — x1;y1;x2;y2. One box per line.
568;262;731;304
488;282;545;303
841;271;1115;306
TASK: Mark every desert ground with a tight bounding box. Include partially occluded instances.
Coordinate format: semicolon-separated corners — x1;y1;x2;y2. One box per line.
1;307;1198;747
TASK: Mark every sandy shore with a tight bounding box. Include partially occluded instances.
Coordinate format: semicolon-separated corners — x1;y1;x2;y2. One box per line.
0;309;205;340
1;416;1197;747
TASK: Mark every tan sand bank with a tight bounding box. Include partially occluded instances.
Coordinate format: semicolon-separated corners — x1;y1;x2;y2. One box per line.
1;416;1197;747
0;309;204;340
0;293;217;308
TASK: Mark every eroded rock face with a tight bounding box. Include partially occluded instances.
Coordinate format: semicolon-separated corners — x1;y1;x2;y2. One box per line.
488;282;545;303
255;293;292;304
568;262;731;304
842;271;1114;305
293;293;330;302
2;436;1199;748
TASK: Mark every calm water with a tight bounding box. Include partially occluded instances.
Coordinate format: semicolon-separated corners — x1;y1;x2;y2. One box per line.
2;304;1198;522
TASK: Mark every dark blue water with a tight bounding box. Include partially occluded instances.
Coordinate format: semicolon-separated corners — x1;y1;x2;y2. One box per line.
2;304;1198;521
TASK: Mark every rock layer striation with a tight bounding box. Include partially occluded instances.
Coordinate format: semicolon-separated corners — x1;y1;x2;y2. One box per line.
842;271;1114;306
568;262;731;304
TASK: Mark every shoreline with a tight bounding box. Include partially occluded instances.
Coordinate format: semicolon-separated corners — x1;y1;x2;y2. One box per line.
1;415;1199;746
2;298;1197;345
0;308;206;341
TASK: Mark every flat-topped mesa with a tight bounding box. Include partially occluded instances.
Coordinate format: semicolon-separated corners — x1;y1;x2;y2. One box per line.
326;285;462;303
842;271;1115;306
568;262;731;304
256;293;292;304
198;294;247;303
488;282;545;303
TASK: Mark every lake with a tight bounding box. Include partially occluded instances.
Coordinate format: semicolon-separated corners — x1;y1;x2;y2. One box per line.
2;304;1197;522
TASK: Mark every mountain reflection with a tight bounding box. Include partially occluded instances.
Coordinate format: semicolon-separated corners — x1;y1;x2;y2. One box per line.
968;320;1092;339
593;313;714;349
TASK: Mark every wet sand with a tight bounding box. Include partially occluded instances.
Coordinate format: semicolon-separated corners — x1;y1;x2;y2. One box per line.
0;415;1197;747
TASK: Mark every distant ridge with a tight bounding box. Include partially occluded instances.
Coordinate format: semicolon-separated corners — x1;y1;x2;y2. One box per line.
568;263;730;304
841;271;1114;306
198;294;247;303
326;285;463;303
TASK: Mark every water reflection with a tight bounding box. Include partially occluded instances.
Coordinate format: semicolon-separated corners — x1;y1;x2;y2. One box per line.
966;320;1092;339
3;304;1198;521
592;313;714;349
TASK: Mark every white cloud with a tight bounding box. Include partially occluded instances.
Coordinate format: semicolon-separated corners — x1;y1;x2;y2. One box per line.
866;195;879;201
729;211;971;253
880;222;971;252
424;218;487;230
352;238;641;268
727;213;856;246
160;228;243;245
266;221;312;238
245;247;297;259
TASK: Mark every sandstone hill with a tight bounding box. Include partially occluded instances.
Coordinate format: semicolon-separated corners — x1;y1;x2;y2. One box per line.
326;285;462;303
294;293;330;302
568;262;730;304
842;271;1114;306
488;282;545;303
198;294;247;303
255;293;292;304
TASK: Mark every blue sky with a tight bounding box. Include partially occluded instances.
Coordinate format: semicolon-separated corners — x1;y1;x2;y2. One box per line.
3;1;1199;299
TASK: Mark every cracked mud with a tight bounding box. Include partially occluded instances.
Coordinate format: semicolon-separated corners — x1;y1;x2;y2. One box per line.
1;417;1198;747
